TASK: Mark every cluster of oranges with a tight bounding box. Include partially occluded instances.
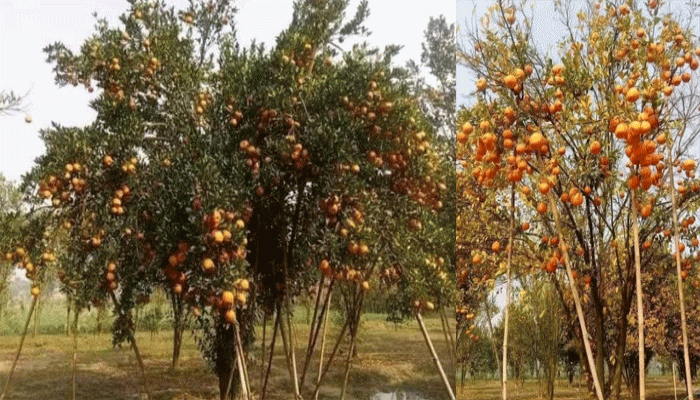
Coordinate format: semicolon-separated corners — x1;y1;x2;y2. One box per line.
38;163;87;207
143;57;160;78
238;139;262;176
320;195;371;258
120;157;138;175
280;42;316;74
109;184;131;215
194;92;211;116
281;134;310;171
165;242;191;295
219;278;250;324
4;248;54;296
224;98;243;127
201;209;248;275
104;261;119;292
317;259;370;291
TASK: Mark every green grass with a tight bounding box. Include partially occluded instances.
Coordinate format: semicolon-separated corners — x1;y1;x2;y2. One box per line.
457;376;692;400
0;299;453;400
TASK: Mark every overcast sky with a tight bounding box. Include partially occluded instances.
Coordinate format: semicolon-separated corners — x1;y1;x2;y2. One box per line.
0;0;454;183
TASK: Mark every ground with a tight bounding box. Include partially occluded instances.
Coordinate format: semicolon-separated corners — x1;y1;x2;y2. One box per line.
0;301;453;400
457;376;692;400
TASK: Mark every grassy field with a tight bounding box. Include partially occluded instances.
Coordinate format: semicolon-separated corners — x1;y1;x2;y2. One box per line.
0;299;454;400
457;376;691;400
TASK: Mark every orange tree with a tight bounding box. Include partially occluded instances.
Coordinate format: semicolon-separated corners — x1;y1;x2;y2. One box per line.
459;1;700;399
18;0;453;399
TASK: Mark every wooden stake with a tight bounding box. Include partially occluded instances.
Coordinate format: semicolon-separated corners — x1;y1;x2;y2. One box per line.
548;194;604;400
339;289;365;400
279;308;300;398
234;321;251;399
438;306;456;370
0;295;38;400
416;311;456;400
72;307;80;400
300;279;334;386
673;360;678;400
287;309;301;399
312;318;351;399
260;310;267;391
631;191;646;400
261;310;281;400
315;290;332;400
233;325;249;399
668;142;694;400
502;185;515;400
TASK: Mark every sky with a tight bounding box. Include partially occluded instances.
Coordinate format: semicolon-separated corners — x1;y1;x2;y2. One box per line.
0;0;454;183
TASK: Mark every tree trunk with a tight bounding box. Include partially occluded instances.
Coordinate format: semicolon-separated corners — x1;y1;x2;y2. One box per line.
66;301;71;336
170;293;184;370
216;322;240;400
32;294;41;338
96;305;104;335
484;296;502;377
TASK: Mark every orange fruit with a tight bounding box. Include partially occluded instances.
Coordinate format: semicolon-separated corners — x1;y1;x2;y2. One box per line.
221;291;234;308
537;202;547;214
202;258;215;273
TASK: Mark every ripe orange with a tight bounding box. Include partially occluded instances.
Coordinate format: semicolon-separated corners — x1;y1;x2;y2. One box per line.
503;74;518;89
476;77;487;91
529;132;545;148
202;258;215;273
236;279;250;291
225;309;236;323
537;202;547;214
221;291;234;308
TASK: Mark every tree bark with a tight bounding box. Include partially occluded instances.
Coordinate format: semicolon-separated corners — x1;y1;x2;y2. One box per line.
217;322;240;400
170;292;184;370
66;300;71;336
32;293;40;338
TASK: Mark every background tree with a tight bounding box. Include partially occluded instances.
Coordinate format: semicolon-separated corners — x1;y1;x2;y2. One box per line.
458;1;700;399
408;15;456;157
0;174;25;322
